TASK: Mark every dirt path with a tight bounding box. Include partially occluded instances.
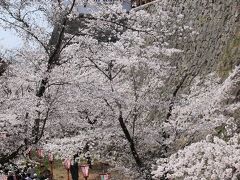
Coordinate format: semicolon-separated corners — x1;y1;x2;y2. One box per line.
52;163;131;180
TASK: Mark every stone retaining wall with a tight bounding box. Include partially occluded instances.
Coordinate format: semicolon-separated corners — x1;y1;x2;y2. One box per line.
140;0;240;79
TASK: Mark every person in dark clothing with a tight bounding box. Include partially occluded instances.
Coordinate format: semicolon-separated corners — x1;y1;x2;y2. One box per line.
38;165;51;180
7;171;15;180
70;154;79;180
25;173;33;180
84;143;92;169
20;170;27;180
15;169;22;180
7;176;14;180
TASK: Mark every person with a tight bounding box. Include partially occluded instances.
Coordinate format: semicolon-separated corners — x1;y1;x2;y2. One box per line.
32;173;38;180
7;171;15;180
39;165;51;180
26;165;35;179
15;169;22;180
25;173;32;180
83;143;92;169
20;169;27;180
70;154;79;180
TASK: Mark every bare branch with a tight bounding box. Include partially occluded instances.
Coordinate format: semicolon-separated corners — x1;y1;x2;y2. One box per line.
0;17;49;54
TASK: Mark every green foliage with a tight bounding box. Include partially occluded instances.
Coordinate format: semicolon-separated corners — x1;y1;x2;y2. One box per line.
214;124;232;141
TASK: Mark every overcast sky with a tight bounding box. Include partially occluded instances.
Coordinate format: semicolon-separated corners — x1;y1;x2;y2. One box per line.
0;2;130;50
0;27;22;49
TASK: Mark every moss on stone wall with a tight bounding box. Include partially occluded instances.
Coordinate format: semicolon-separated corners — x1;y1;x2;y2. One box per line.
218;30;240;78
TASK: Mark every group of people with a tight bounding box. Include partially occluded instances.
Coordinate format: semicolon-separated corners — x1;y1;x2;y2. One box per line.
1;143;93;180
0;163;51;180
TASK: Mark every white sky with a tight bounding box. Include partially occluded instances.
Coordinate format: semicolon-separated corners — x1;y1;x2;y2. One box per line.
0;2;130;50
0;27;22;49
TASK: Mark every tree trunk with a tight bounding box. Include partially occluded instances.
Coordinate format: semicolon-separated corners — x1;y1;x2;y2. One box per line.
118;111;143;168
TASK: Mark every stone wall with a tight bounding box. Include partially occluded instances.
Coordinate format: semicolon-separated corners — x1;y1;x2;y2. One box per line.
136;0;240;152
140;0;240;79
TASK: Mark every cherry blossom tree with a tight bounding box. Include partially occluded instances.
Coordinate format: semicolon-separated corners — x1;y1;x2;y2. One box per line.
0;0;80;164
0;0;194;179
152;65;240;179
